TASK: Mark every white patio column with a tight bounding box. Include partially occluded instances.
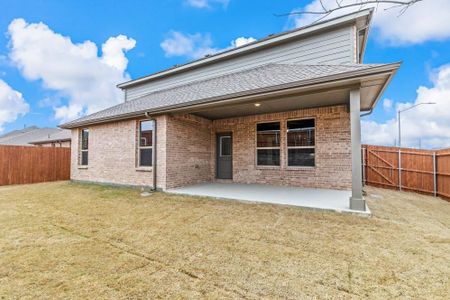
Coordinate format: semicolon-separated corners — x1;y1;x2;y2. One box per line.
349;89;366;211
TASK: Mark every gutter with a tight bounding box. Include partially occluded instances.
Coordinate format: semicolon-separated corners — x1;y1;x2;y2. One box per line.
61;62;401;129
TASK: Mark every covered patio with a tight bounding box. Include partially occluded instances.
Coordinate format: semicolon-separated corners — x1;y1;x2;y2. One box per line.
167;183;370;215
158;63;399;213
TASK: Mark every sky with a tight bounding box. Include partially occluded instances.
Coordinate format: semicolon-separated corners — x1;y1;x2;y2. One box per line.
1;0;450;149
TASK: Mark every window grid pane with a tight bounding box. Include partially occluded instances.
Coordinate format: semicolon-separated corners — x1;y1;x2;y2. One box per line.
288;148;315;167
140;121;153;147
139;148;152;167
257;149;280;166
81;151;88;166
81;129;89;150
220;136;231;157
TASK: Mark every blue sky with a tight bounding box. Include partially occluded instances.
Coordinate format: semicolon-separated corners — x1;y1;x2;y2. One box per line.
1;0;450;148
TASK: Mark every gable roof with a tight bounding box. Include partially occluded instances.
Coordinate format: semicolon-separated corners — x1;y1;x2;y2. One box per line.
0;127;70;146
117;8;373;89
61;62;399;129
29;129;72;145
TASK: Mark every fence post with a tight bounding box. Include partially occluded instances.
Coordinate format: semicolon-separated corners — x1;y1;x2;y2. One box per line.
433;151;437;197
398;148;402;191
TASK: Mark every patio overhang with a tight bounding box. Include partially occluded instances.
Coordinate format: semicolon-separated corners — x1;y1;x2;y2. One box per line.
154;63;399;120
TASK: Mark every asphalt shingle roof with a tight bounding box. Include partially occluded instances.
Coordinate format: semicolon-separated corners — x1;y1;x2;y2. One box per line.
29;129;72;144
61;63;386;128
0;127;70;146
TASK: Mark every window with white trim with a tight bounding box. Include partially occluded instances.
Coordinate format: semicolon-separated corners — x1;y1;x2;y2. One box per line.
138;120;153;167
80;129;89;165
287;119;315;167
256;122;280;166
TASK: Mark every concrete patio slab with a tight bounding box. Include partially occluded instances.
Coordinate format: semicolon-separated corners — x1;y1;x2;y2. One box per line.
167;183;370;215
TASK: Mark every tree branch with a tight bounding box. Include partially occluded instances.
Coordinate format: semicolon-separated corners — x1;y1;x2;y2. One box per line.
275;0;423;17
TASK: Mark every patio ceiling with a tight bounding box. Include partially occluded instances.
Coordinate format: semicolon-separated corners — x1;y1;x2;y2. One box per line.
192;89;350;120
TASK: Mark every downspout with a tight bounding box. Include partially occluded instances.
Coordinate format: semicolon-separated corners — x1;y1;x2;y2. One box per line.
145;112;157;191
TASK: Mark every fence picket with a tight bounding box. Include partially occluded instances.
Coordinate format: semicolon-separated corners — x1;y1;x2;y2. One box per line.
362;145;450;202
0;145;70;186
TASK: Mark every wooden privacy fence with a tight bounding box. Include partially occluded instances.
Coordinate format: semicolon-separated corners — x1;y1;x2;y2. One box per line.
0;145;70;186
362;144;450;201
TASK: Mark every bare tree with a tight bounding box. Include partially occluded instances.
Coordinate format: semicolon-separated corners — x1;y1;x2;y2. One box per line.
277;0;424;23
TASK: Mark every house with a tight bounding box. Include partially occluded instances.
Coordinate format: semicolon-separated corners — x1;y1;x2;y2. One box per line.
0;126;71;147
29;129;72;147
60;9;399;212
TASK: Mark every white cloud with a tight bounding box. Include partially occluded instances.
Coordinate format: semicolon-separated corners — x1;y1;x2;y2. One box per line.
185;0;229;9
7;18;136;123
289;0;450;45
362;64;450;149
0;79;29;132
231;36;257;47
382;98;393;111
161;31;256;59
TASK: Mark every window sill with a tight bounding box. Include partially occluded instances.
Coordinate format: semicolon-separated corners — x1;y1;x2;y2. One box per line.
286;166;316;171
256;166;281;170
78;165;88;169
136;167;153;172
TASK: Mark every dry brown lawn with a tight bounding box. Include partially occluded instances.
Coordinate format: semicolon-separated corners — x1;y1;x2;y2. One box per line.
0;182;449;299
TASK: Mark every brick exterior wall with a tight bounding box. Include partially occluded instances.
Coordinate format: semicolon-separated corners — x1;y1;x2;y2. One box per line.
164;114;213;189
70;104;351;191
70;118;158;187
210;105;352;190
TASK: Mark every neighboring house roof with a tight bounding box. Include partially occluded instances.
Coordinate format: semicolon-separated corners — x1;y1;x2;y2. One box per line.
0;126;39;139
117;9;373;89
29;129;72;145
0;127;71;146
61;62;400;129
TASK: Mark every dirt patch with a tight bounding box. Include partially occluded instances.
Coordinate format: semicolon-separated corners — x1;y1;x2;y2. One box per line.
0;182;449;299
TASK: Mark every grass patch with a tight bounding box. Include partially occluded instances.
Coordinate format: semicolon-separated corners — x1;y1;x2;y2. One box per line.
0;181;449;299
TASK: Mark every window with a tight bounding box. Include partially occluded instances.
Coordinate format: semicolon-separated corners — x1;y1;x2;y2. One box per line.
80;129;89;165
256;122;280;166
287;119;315;167
138;120;154;167
220;136;231;157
